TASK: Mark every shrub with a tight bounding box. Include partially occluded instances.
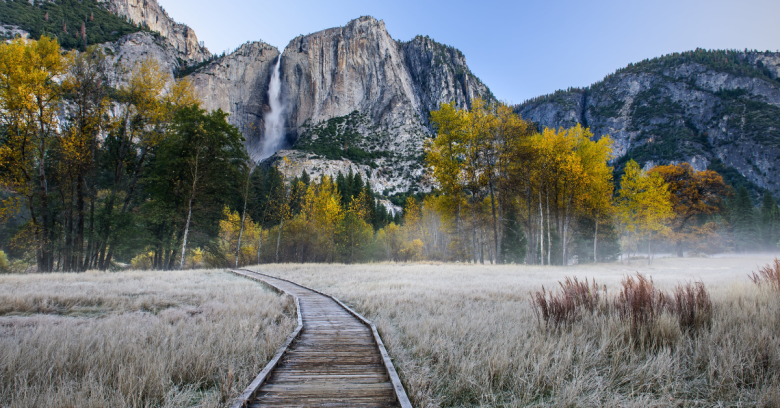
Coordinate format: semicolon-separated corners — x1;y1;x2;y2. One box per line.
130;251;153;270
535;273;713;343
749;257;780;292
613;273;668;337
0;250;10;273
532;277;603;328
668;280;713;333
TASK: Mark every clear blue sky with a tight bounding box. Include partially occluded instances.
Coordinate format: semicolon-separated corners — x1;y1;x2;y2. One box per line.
160;0;780;104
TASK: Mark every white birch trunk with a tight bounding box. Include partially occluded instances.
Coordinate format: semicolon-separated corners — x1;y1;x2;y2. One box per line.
593;215;599;263
180;150;200;270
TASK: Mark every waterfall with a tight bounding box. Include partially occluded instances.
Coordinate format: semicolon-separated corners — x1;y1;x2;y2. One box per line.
259;56;286;160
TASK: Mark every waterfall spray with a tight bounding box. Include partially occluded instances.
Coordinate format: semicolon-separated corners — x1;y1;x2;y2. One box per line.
260;56;286;160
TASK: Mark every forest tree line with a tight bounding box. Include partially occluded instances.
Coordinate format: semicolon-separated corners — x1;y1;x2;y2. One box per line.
1;37;778;272
201;100;780;267
0;37;246;272
422;100;780;265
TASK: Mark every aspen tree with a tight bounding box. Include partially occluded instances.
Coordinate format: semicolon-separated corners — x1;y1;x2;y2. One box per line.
427;102;468;258
616;160;673;265
0;37;65;272
648;163;727;256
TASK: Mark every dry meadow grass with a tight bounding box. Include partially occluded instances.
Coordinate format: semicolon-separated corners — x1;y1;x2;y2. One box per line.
250;254;780;407
0;269;295;407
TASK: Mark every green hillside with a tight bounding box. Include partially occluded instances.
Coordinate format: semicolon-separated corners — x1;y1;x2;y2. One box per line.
0;0;144;50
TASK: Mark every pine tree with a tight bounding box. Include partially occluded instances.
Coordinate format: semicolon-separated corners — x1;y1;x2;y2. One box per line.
501;209;525;263
374;201;389;231
760;193;779;250
300;169;310;186
345;169;355;203
352;172;364;198
336;171;347;206
729;187;757;252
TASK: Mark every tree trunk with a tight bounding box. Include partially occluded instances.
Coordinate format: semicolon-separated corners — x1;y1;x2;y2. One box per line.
546;190;551;266
83;126;99;271
180;150;200;270
257;229;262;264
479;230;485;264
488;180;500;264
627;229;631;265
83;179;96;270
236;170;251;268
647;238;652;266
166;248;176;270
562;199;569;266
471;192;478;263
456;196;462;262
180;198;194;270
593;216;599;263
97;241;107;271
63;188;73;271
275;219;283;263
75;172;85;272
563;215;568;266
38;160;52;272
523;191;532;265
539;191;544;265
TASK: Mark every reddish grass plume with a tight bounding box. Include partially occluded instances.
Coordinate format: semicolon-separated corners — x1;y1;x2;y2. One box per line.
532;276;603;327
669;280;713;332
534;272;713;337
750;257;780;292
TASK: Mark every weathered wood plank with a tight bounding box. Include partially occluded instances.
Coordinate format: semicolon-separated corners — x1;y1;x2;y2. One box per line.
229;269;411;408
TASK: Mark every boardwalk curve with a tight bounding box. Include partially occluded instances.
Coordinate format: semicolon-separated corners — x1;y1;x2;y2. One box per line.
229;269;412;408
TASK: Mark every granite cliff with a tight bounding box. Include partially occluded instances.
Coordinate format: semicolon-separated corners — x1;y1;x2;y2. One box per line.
401;34;493;124
189;41;280;153
98;0;210;63
515;49;780;195
101;32;181;81
186;16;491;194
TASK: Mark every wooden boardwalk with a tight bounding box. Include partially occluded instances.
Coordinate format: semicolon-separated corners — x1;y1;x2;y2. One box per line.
230;269;411;408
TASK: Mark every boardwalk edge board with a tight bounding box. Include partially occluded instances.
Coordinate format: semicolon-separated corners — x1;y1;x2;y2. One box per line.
228;269;303;408
228;268;413;408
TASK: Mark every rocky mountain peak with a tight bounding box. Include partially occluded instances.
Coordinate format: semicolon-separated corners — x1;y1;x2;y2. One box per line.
280;15;421;138
98;0;210;63
401;35;494;125
178;15;493;195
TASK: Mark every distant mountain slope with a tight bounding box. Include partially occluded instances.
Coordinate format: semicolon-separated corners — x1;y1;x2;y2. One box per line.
0;0;142;48
515;49;780;195
0;0;209;65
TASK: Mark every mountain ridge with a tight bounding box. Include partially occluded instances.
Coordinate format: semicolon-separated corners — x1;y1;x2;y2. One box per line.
515;48;780;195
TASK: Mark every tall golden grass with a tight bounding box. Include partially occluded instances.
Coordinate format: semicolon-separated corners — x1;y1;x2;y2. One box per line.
0;269;295;407
251;257;780;407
